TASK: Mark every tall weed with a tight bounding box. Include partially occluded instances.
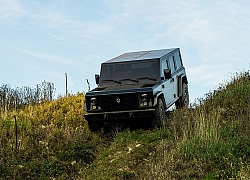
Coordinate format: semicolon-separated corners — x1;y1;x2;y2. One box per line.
0;93;103;179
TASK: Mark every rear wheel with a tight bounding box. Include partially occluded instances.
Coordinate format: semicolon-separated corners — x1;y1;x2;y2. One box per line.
175;83;189;108
152;97;167;127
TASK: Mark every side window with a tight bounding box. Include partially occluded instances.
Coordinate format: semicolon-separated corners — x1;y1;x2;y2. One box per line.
179;51;183;66
166;60;170;69
169;56;176;72
173;56;177;70
174;52;182;69
161;59;167;78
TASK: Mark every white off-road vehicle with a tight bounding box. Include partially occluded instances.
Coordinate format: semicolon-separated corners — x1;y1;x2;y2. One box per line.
84;48;189;131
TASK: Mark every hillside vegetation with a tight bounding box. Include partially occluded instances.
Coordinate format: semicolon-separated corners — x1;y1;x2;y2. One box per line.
1;71;250;179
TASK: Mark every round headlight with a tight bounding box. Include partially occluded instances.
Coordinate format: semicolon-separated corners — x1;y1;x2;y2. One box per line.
91;97;97;105
141;94;148;101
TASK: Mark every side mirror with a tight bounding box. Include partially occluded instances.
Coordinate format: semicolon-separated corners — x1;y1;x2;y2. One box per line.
95;74;100;85
164;68;171;80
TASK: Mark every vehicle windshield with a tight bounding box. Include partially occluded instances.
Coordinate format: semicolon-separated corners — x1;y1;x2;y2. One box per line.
99;60;160;86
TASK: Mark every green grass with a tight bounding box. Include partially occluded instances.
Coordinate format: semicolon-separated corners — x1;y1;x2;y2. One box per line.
0;94;105;179
1;71;250;179
83;128;170;180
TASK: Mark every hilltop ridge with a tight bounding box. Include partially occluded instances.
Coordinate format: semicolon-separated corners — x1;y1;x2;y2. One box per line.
0;71;250;179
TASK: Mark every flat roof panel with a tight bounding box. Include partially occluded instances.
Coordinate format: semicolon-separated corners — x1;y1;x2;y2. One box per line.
105;51;149;63
104;48;178;64
134;49;176;60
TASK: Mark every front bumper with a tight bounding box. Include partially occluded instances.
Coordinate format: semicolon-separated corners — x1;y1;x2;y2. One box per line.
84;109;155;122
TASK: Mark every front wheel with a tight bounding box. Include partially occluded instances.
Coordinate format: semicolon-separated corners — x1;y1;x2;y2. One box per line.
88;121;103;132
175;83;189;108
152;97;167;127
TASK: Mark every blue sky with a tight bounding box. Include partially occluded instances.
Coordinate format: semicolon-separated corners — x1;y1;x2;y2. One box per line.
1;0;250;102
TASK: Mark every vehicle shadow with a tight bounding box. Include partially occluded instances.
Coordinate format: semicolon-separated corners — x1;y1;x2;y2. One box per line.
102;118;152;134
102;110;174;135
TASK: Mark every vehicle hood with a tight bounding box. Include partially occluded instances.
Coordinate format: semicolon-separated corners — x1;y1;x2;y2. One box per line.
86;83;157;96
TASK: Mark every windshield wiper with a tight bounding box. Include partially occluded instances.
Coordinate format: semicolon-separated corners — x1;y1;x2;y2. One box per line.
103;79;121;84
119;78;139;83
137;77;157;81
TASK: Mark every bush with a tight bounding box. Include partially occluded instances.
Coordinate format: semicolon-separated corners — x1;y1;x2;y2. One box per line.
0;93;103;179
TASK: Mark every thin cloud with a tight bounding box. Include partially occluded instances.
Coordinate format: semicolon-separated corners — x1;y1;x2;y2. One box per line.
187;64;233;87
30;66;74;86
8;45;75;66
1;0;250;100
0;0;27;19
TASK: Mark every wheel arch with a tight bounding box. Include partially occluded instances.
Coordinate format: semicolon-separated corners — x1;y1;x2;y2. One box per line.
182;75;188;85
153;91;165;107
178;75;188;98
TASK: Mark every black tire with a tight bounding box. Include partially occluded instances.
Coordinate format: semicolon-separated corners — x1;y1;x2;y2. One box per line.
88;121;103;132
152;97;167;127
175;83;189;109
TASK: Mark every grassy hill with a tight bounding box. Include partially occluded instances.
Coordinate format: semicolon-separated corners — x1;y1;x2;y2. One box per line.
1;71;250;179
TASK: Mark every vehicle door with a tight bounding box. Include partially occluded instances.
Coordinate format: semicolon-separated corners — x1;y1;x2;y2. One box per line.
170;54;179;100
161;58;175;107
168;55;180;106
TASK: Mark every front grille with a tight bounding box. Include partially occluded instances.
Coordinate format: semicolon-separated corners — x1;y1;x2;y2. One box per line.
99;93;138;111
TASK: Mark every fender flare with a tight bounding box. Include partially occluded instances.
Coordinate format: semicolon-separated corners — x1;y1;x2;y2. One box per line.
181;75;188;85
153;91;164;107
177;75;188;97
